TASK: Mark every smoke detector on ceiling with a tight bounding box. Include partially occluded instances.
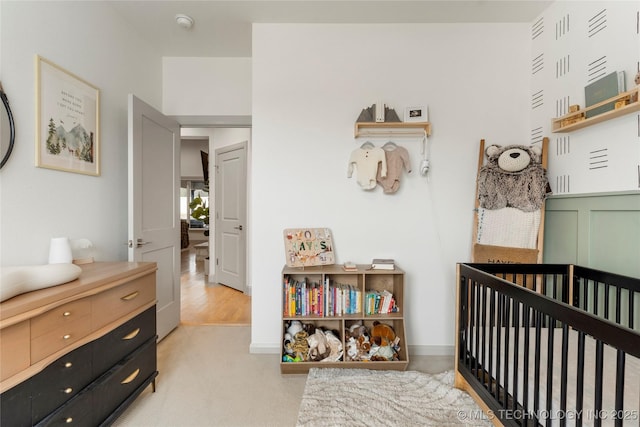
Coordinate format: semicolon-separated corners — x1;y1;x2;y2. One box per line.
175;14;194;29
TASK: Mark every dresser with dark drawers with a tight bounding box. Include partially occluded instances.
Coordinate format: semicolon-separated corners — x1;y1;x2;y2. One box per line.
0;262;158;426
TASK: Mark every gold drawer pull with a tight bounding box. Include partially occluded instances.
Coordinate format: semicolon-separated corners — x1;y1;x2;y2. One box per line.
123;328;141;340
64;362;73;368
121;291;139;301
63;387;73;394
121;368;140;384
65;417;73;424
63;334;71;340
63;311;71;317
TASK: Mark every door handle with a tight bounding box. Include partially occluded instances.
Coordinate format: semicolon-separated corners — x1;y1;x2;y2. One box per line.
234;225;243;231
128;239;152;248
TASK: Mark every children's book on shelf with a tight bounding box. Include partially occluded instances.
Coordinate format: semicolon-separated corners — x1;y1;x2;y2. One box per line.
365;289;398;315
371;258;395;270
283;275;361;317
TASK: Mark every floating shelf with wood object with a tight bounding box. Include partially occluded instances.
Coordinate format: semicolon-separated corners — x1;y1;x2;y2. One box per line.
354;122;432;138
551;86;640;133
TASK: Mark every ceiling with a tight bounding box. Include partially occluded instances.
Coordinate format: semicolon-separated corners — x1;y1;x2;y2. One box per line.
108;1;553;57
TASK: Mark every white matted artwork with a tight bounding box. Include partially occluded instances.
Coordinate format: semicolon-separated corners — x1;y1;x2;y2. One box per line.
283;228;335;267
404;105;427;123
35;55;100;176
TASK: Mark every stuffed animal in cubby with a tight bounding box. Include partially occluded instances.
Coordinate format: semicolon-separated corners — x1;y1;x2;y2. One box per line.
477;144;549;212
370;321;398;361
307;328;330;361
370;321;396;347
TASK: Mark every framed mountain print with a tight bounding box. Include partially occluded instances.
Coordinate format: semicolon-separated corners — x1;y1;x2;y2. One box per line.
35;55;100;176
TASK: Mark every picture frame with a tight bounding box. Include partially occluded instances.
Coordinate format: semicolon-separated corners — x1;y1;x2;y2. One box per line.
404;106;427;123
35;55;100;176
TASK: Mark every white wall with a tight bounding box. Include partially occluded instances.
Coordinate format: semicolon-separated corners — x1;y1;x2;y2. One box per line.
163;57;251;117
181;138;208;179
250;23;531;353
0;1;162;266
532;1;640;195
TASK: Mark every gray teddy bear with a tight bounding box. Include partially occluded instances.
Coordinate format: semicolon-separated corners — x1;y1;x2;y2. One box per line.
477;144;550;212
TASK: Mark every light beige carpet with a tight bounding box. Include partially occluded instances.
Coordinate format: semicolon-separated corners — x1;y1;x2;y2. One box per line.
296;368;491;426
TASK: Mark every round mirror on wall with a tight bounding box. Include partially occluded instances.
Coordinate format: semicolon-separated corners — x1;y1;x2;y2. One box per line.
0;82;16;169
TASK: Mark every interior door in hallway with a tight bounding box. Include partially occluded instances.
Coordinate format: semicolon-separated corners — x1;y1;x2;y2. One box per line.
128;94;181;341
214;141;247;293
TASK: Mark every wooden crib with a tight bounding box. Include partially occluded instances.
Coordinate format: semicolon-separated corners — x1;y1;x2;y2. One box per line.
455;263;640;426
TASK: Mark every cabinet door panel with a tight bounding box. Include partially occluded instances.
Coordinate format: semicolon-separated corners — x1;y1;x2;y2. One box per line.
0;321;30;381
92;306;156;376
34;387;93;427
0;379;32;427
31;299;91;338
92;338;157;425
31;315;92;363
31;343;93;424
92;275;156;329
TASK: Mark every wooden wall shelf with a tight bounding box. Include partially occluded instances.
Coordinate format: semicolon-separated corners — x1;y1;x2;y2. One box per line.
354;122;431;138
552;86;640;133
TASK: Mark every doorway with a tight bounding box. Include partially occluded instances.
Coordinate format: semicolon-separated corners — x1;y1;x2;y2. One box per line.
179;127;251;325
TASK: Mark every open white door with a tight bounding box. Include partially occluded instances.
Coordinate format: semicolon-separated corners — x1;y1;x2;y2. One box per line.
214;141;247;293
128;94;180;341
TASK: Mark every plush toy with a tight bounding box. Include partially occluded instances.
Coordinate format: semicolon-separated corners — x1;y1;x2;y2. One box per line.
322;330;344;362
477;144;549;212
292;330;309;361
287;320;303;336
370;321;396;347
307;328;331;361
345;322;372;361
369;321;399;361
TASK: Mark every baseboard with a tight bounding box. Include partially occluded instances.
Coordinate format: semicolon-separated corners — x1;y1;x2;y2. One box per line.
408;345;454;356
249;343;280;354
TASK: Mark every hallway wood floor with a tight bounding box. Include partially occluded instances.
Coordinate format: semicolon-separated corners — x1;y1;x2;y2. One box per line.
180;245;251;326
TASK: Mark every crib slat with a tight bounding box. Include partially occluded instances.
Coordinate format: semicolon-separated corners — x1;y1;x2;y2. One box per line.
576;331;585;425
512;302;520;414
522;305;531;418
489;288;496;399
604;282;610;319
545;316;555;427
614;350;625;427
496;294;503;405
559;324;569;427
594;340;604;427
503;295;511;409
629;290;635;329
615;286;621;325
594;281;600;317
472;280;479;375
481;284;487;385
534;311;542;416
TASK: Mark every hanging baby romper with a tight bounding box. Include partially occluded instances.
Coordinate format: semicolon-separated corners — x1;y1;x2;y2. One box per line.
347;145;387;190
376;143;411;194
